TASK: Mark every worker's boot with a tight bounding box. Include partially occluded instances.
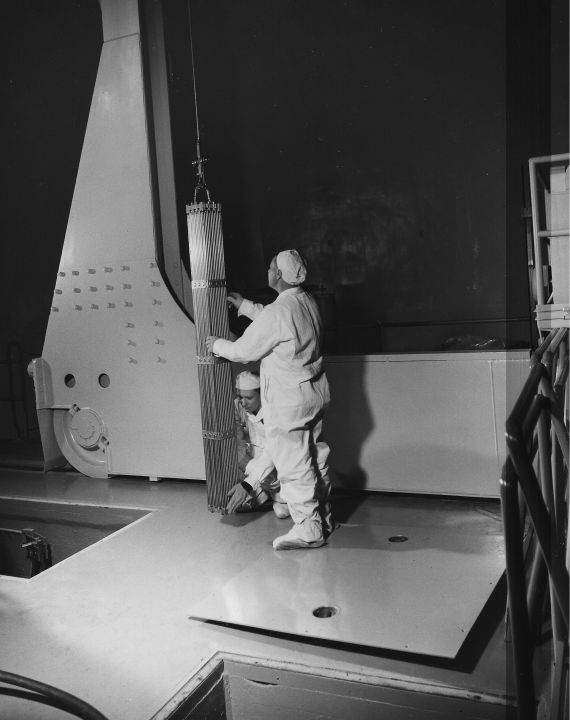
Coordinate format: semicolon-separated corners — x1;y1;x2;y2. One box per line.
272;501;290;519
272;519;324;550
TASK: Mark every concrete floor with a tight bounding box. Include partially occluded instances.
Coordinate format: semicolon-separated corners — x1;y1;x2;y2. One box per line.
0;467;514;719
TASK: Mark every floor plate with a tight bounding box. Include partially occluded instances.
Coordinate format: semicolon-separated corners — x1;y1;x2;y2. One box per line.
189;520;505;658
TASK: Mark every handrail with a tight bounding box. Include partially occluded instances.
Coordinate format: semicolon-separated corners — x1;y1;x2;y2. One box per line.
500;327;569;719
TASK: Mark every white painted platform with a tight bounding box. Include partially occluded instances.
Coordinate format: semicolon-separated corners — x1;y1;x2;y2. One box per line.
190;521;505;658
0;470;513;719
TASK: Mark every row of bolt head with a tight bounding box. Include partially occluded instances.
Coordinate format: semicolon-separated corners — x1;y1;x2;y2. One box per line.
50;313;166;329
128;357;167;364
56;282;159;291
63;302;134;310
64;282;160;289
124;321;164;327
58;262;158;277
52;299;165;310
126;339;165;345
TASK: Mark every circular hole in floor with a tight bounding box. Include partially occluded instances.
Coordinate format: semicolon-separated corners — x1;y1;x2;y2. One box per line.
98;373;110;388
388;535;409;543
312;605;338;619
64;373;76;388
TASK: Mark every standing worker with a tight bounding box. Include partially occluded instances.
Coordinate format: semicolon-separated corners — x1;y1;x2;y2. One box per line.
206;249;332;550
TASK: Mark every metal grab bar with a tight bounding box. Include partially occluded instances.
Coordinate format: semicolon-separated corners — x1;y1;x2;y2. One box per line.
500;327;569;719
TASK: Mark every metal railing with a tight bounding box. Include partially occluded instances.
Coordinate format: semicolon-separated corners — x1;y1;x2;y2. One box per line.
500;327;569;719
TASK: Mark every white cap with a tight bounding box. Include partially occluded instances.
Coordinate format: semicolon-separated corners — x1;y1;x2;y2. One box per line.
276;249;307;285
235;371;260;391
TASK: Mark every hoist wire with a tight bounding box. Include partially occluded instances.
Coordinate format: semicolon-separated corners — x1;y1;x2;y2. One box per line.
187;0;201;147
185;5;238;512
187;1;210;202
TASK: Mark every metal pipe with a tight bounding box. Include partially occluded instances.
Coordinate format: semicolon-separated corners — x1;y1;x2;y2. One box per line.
551;413;570;467
507;364;546;435
500;324;569;717
525;409;553;633
537;409;554;515
546;328;568;357
526;534;548;638
553;338;568;394
508;424;569;628
534;330;559;361
500;461;537;719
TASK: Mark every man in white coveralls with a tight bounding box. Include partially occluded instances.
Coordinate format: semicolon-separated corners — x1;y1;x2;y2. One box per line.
206;249;332;550
229;369;289;519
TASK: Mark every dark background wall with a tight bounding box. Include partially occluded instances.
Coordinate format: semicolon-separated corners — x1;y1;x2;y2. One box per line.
1;0;568;439
177;0;514;353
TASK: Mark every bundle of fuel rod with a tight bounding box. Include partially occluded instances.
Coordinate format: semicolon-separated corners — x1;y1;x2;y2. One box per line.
187;201;239;512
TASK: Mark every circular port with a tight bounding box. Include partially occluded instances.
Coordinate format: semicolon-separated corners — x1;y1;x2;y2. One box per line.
98;373;110;388
64;374;76;388
389;535;409;543
312;606;338;619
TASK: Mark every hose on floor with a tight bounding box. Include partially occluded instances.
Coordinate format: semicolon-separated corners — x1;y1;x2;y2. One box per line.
0;670;109;720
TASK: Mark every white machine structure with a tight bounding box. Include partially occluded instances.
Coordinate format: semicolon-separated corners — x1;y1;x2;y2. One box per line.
28;0;205;481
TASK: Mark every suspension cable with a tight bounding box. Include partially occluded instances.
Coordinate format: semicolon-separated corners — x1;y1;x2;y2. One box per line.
187;1;210;203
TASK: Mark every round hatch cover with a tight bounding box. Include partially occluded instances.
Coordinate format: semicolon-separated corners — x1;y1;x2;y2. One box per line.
70;408;104;449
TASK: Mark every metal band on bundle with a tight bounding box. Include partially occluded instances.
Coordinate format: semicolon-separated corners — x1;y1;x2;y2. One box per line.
187;201;239;513
191;279;227;289
203;429;235;440
196;355;227;365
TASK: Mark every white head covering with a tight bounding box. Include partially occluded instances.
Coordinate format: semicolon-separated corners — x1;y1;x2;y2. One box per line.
276;249;307;286
235;371;260;391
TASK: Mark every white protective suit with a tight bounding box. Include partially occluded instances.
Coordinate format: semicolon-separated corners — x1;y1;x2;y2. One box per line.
213;287;331;537
234;398;288;514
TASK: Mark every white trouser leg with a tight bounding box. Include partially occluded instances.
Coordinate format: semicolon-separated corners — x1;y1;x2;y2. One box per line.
263;373;331;539
259;472;289;517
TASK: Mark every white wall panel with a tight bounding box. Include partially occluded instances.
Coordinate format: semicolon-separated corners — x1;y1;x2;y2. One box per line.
324;351;530;497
